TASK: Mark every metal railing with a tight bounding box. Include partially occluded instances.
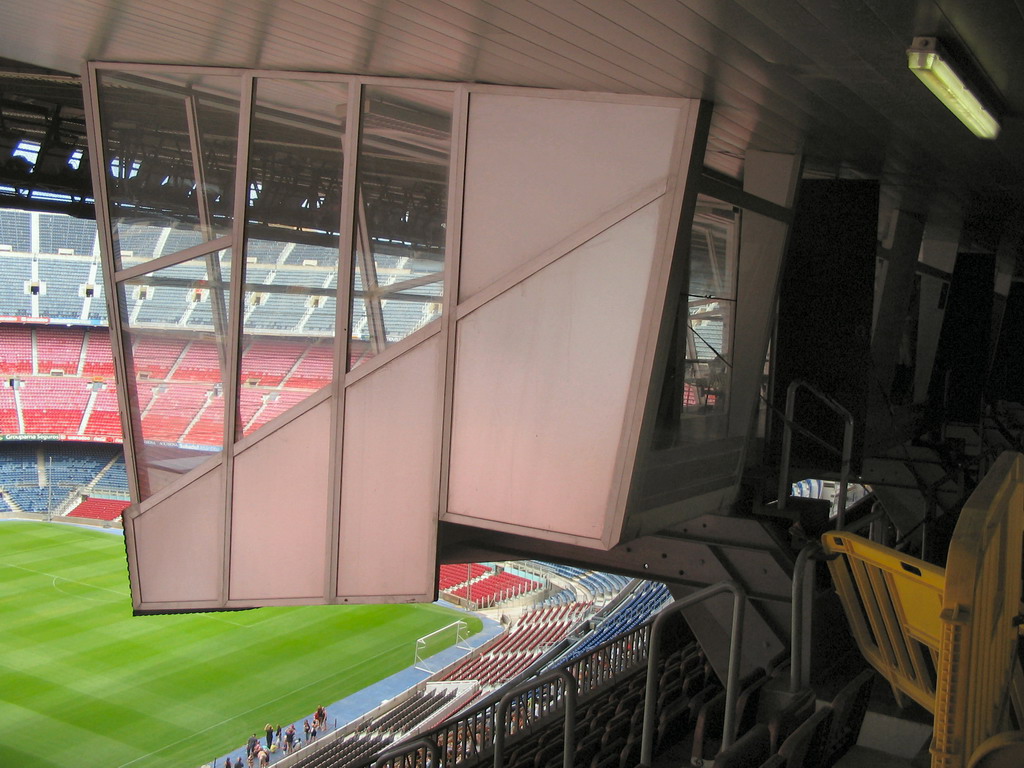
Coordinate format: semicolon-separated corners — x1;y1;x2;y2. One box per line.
375;618;653;768
777;378;854;528
492;670;575;768
639;581;747;767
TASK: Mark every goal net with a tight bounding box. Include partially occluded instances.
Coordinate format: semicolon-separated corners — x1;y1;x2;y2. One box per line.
414;620;472;673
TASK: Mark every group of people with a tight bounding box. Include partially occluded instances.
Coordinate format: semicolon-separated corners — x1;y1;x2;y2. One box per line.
233;707;330;767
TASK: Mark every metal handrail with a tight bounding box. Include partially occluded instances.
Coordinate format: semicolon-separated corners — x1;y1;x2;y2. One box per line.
777;378;854;528
789;542;816;694
493;669;576;768
639;581;747;767
789;541;840;693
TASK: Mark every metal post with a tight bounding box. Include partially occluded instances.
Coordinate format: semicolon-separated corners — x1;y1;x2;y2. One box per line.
373;737;440;768
837;411;854;529
639;581;747;767
777;381;799;513
493;669;576;768
790;543;817;693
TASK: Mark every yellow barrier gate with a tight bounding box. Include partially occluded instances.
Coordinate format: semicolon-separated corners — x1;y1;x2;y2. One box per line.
823;452;1024;768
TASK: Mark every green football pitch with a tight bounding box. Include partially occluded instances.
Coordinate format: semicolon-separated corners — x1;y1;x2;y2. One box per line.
0;521;482;768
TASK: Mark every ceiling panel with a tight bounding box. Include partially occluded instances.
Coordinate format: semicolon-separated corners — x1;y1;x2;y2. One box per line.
1;0;1022;219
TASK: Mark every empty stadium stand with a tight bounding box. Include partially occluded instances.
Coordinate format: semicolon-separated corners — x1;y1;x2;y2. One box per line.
0;206;439;457
0;443;127;515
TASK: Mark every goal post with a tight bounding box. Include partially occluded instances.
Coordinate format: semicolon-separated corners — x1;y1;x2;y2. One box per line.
414;620;472;673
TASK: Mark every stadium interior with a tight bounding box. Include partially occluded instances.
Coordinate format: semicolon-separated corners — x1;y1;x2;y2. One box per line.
2;2;1024;767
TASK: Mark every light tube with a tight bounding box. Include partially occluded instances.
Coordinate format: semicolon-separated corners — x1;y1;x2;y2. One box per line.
907;38;1000;139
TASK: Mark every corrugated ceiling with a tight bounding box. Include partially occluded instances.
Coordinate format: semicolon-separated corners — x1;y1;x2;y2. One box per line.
1;0;1022;221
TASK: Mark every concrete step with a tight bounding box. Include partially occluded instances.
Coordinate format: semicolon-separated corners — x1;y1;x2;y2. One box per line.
835;746;921;768
837;705;933;768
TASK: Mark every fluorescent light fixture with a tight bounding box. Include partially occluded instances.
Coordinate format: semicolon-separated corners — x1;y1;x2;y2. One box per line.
907;36;1000;139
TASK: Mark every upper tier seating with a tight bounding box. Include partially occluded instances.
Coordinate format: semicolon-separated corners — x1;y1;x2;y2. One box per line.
243;389;311;434
181;394;224;445
0;209;31;251
0;254;32;316
0;324;33;375
19;377;90;434
139;383;210;442
38;257;91;319
35;326;84;374
38;213;96;256
285;345;334;390
81;330;115;377
240;339;304;386
82;384;121;438
0;384;19;433
173;341;223;383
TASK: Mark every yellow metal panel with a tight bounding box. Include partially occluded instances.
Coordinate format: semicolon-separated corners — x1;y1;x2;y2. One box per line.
823;531;944;712
932;452;1024;768
823;452;1024;768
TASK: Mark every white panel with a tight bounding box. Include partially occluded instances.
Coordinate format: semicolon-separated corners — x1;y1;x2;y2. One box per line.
447;203;661;544
131;462;225;605
229;399;332;601
459;94;683;301
729;212;790;438
337;335;443;601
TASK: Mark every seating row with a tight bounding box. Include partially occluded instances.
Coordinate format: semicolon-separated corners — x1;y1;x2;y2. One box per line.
447;571;541;608
549;581;671;667
438;563;492;591
0;324;336;388
443;603;594;688
67;497;131;521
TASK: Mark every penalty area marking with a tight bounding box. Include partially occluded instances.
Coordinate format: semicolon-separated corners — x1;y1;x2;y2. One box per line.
1;562;126;601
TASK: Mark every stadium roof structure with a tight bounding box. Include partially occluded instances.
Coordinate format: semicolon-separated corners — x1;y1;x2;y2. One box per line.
0;1;1022;228
2;0;1024;677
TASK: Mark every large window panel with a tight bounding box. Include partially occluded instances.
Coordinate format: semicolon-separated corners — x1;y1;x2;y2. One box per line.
237;78;348;439
119;249;232;498
96;72;240;270
656;195;739;447
350;86;452;368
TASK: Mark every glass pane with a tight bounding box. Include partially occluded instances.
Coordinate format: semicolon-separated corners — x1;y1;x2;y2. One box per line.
682;199;738;426
120;249;232;498
655;195;739;448
96;71;241;271
238;78;348;438
351;85;452;368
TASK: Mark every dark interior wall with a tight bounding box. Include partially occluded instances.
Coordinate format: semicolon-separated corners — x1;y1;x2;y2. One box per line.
928;253;995;425
771;179;879;475
989;281;1024;404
